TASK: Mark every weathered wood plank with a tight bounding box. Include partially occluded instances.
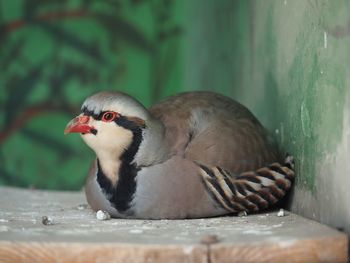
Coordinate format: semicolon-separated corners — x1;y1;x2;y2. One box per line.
0;187;347;263
0;243;207;263
210;236;347;263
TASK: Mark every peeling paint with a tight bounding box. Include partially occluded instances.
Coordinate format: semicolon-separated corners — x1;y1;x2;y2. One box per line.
185;0;350;234
300;101;311;138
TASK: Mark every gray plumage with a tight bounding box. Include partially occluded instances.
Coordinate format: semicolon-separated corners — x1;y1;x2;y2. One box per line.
65;91;294;219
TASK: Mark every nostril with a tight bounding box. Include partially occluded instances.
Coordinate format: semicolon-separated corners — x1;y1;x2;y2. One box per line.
90;128;98;135
79;115;90;124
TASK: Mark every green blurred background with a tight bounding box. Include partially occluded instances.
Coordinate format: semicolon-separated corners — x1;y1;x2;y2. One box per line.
1;0;350;233
0;0;185;189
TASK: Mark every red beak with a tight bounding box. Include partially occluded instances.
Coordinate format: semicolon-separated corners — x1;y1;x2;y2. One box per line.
64;115;94;135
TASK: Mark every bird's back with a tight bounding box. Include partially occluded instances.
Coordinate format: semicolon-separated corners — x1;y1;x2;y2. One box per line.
149;91;281;174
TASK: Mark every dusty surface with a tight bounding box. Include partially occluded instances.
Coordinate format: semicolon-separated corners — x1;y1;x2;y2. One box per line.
0;187;347;263
185;0;350;236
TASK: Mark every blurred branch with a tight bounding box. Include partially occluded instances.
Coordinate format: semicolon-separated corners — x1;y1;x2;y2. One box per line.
4;64;44;124
0;40;24;71
0;102;78;144
0;8;153;56
95;13;154;53
0;150;28;186
21;128;79;158
37;22;106;64
0;167;28;187
0;9;89;35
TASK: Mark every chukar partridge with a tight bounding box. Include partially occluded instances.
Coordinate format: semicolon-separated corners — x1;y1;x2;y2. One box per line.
64;91;294;219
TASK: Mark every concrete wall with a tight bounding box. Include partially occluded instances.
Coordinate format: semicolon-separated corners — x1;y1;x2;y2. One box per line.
184;0;350;233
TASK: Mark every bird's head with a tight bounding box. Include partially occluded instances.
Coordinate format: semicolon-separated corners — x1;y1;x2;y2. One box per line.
64;91;154;163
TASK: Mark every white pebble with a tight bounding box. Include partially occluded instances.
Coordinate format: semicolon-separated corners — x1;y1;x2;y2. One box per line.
41;216;54;225
277;209;285;217
96;210;111;220
238;211;248;217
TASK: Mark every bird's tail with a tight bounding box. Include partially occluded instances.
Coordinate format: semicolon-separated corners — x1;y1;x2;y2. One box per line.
198;155;295;213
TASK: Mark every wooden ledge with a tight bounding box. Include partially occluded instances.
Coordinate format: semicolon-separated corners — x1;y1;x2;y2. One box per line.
0;187;347;263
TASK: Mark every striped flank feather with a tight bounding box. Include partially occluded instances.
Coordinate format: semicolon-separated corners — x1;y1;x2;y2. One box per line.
198;155;295;213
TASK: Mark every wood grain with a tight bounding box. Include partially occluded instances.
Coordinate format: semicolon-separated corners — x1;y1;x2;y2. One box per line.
210;236;348;263
0;187;347;263
0;243;207;263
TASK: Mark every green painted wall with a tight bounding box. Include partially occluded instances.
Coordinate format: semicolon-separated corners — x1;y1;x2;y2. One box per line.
185;0;350;233
2;0;350;234
0;0;184;190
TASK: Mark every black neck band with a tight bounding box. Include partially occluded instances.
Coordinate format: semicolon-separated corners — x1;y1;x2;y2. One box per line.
96;116;143;213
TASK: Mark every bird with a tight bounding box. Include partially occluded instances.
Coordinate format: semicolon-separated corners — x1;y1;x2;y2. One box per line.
64;91;294;219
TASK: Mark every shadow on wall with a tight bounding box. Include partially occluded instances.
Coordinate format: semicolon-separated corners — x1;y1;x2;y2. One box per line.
0;0;183;190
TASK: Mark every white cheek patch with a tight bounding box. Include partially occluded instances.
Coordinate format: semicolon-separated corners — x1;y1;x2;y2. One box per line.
101;123;133;150
82;120;135;184
82;120;134;158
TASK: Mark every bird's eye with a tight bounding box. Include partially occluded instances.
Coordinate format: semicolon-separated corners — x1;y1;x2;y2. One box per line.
101;111;117;122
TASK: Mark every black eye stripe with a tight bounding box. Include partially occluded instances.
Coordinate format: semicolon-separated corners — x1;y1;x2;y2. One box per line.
80;108;145;129
81;107;99;119
81;107;114;120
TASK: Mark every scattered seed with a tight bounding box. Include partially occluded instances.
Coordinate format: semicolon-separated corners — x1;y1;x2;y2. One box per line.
277;209;286;217
96;210;111;220
238;211;248;217
41;216;54;225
